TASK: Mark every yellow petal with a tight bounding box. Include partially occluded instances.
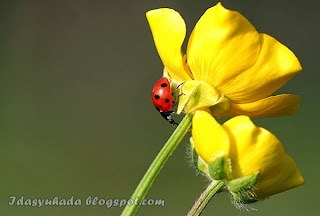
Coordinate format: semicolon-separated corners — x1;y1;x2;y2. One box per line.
223;116;304;199
220;33;302;103
146;9;192;81
210;97;231;119
192;110;230;163
254;153;304;199
187;3;261;87
225;94;300;118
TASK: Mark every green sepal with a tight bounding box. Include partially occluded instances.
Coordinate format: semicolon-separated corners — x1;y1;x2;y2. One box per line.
230;192;258;204
227;171;260;204
190;138;208;174
208;155;228;180
177;80;223;114
226;171;260;193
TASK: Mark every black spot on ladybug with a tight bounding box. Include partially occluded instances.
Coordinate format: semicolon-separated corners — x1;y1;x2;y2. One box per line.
161;83;168;87
165;99;170;103
154;94;160;99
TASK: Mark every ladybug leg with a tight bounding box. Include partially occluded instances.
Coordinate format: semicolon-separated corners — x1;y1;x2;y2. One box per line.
160;111;179;125
172;93;185;107
156;108;176;115
162;110;175;114
171;82;184;95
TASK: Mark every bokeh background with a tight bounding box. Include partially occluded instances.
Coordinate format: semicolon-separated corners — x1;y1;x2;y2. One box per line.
1;0;319;215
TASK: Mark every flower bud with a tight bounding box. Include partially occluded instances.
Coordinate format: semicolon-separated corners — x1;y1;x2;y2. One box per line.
192;110;304;202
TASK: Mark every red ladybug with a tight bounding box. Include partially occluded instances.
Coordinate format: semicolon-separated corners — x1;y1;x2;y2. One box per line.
152;77;183;125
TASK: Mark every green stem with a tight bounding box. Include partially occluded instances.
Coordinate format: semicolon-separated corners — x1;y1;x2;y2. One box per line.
187;180;224;216
121;114;193;216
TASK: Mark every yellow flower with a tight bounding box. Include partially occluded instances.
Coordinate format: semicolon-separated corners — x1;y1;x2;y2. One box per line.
146;3;301;118
192;110;304;201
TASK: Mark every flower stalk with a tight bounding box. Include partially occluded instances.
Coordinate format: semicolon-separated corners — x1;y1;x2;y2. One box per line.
121;113;193;216
188;180;225;216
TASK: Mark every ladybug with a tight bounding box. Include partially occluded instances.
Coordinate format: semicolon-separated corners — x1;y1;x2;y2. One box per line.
151;77;183;125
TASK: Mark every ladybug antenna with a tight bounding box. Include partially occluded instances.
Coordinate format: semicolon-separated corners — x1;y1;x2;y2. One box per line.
172;82;184;95
173;93;185;107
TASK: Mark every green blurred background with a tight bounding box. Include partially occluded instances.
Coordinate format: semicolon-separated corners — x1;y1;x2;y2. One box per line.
1;0;318;215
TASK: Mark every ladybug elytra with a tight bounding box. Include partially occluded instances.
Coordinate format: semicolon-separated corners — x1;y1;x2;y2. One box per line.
151;77;183;125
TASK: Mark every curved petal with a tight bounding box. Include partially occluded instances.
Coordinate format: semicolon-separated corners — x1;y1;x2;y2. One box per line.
254;153;304;199
187;3;261;87
225;94;300;118
220;34;302;103
223;116;304;199
146;9;192;81
192;110;230;163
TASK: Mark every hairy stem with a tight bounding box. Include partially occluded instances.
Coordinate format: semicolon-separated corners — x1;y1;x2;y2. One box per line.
188;180;224;216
